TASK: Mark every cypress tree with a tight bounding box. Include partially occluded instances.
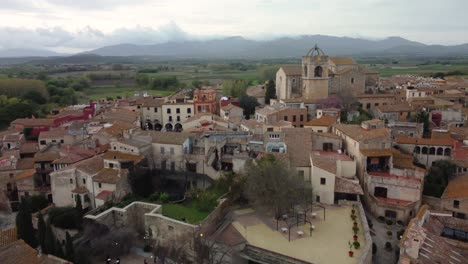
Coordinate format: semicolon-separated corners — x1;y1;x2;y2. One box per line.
16;199;37;248
37;212;46;251
44;223;55;255
65;231;74;261
55;239;65;258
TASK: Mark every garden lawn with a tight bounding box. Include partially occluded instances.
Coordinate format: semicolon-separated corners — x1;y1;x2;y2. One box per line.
162;203;210;224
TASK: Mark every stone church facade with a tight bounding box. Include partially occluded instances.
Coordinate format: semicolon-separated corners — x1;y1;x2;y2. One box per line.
276;45;378;101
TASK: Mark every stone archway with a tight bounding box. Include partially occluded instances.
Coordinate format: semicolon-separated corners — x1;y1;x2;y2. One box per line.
314;66;323;77
174;123;183;132
165;123;173;131
414;146;421;154
437;147;443;155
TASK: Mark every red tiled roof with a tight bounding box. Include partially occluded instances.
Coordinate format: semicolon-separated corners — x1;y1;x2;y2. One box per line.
441;174;468;199
368;171;422;183
396;136;453;146
95;190;113;200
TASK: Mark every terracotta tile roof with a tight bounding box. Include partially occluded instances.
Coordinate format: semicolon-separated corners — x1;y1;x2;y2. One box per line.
441;174;468;199
360;148;393;157
74;156;104;175
140;97;164;107
283;128;313;167
396;136;453;146
311;131;341;139
357;93;396;99
391;149;423;171
150;131;192;145
93;168;121;184
311;151;352;174
303;115;337;127
330;57;357;65
34;151;61;162
38;130;68;139
0;239;70;264
240;119;264;130
334;68;353;75
102;151;144;164
95;190;113;200
71;186;89;194
16;158;35;170
183;113;213;123
334;124;390;141
334;177;363;195
11;118;54;127
279;65;301;75
0;227;17;247
99;121;135;137
19;142;39;154
221;103;243;111
14;169;35;181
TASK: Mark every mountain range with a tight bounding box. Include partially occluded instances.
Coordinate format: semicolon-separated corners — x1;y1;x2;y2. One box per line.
1;35;468;59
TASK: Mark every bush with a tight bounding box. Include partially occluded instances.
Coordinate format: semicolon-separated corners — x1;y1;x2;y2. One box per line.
148;192;161;202
28;195;49;213
377;216;385;223
159;193;170;203
372;243;377;255
385;242;393;251
49;207;81;229
196;192;218;212
353;241;360;249
386;219;394;226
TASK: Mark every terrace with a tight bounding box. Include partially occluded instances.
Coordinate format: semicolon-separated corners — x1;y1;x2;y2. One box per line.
231;205;370;264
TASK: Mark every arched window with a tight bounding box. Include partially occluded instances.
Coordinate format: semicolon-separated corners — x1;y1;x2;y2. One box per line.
429;147;435;155
444;148;451;156
414;146;421;154
351;78;355;84
314;66;323;77
422;147;428;154
437;147;443;155
304;65;308;77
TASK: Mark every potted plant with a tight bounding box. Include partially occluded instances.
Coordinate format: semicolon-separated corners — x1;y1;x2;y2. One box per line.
353;234;358;241
348;241;354;257
353;241;361;249
353;221;358;227
351;214;357;221
351;204;356;215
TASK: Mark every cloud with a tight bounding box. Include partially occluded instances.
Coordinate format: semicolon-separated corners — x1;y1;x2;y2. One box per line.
0;22;197;52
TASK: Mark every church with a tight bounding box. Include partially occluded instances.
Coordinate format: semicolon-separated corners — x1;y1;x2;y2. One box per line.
275;45;378;101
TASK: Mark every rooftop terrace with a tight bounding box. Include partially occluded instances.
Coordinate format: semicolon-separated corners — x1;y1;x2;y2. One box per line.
231;205;368;264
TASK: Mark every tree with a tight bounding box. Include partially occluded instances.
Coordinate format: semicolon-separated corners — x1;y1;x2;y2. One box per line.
44;223;56;254
29;194;49;212
37;212;47;251
16;200;37;248
244;154;302;219
222;80;248;98
239;95;259;119
21;90;47;104
412;111;430;135
264;80;276;105
259;66;278;81
55;239;65;258
423;160;457;197
65;232;74;261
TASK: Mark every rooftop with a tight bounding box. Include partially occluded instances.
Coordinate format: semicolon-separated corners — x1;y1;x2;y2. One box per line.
311;150;352;174
38;129;68;139
441;174;468;199
334;124;389;142
150;131;192;145
396;136;453;146
102;151;144;164
279;65;301;75
231;205;367;264
93;168;122;184
303;115;337;127
11;118;54;127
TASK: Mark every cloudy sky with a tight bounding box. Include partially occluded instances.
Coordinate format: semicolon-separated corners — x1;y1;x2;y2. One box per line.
0;0;466;52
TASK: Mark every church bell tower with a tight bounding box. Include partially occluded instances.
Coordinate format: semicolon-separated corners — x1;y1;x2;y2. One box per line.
302;44;329;99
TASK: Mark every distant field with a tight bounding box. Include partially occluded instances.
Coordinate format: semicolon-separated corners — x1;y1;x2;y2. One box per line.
80;85;174;101
370;63;468;77
145;69;261;83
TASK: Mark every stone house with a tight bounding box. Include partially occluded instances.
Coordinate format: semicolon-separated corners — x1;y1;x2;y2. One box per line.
396;136;452;168
151;132;192;171
138;97;164;130
387;121;423;139
220;104;244;121
310;150;362;204
440;174;468;219
372;102;415;122
303;115;338;133
357;94;397;111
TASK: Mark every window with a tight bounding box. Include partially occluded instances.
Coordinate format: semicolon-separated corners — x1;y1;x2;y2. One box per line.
154;108;158;113
316;195;320;203
170;147;174;154
269;134;280;139
267;128;273;132
109;163;114;168
187;108;191;114
60;140;64;144
171;162;175;171
351;78;355;84
366;103;371;109
298;170;305;180
160;147;165;154
161;160;167;170
82;179;86;184
320;178;326;185
293;115;296;122
284;116;288;121
167;108;171;114
176;108;180;114
98;183;102;188
454;200;460;209
40;140;46;145
381;142;386;149
197;106;202;112
169;116;173;122
300;115;304;122
147;107;150;111
176;116;180;122
70;179;73;184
